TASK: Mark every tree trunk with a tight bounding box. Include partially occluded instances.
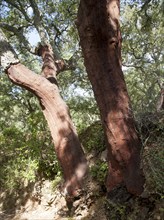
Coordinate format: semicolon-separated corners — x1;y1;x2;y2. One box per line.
77;0;144;195
0;29;87;197
7;63;87;196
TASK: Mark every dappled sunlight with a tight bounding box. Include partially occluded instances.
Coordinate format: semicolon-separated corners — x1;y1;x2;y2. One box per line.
0;0;163;219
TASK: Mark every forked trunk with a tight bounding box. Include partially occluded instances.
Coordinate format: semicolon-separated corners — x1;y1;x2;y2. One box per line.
77;0;144;195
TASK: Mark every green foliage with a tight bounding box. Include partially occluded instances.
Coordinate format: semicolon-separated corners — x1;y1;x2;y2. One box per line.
38;154;61;179
90;161;108;184
51;174;62;190
137;113;164;195
79;121;107;185
79;121;105;152
121;2;164;113
106;200;127;220
0;76;61;191
1;157;38;190
0;126;37;190
144;146;164;194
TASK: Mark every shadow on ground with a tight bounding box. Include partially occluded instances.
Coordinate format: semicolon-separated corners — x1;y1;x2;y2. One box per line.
0;180;43;220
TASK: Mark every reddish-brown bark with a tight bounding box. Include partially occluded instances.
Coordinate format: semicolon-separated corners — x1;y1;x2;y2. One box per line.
36;43;65;77
77;0;144;195
37;44;58;78
0;26;87;198
6;63;87;197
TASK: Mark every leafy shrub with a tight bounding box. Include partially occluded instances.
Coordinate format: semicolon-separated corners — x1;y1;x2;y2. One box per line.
90;161;108;184
0;123;60;191
79;121;105;152
51;173;62;190
138;112;164;195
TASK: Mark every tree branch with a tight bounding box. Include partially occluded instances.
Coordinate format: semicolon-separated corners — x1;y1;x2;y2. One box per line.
0;22;34;53
141;0;152;11
29;0;48;44
0;28;19;70
0;28;88;198
28;0;64;62
4;0;21;12
4;0;31;22
2;0;78;74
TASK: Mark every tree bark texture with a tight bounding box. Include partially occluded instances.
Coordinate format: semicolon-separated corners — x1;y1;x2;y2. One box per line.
6;63;87;196
0;28;87;197
0;29;87;196
77;0;144;195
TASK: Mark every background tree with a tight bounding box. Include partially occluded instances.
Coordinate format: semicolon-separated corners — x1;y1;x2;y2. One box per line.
121;0;164;114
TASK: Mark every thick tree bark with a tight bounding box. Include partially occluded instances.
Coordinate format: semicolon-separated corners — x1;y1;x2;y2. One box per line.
7;63;87;196
0;29;87;197
77;0;144;195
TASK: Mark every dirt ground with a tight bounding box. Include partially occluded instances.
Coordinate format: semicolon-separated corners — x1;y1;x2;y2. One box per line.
0;178;108;220
0;177;163;220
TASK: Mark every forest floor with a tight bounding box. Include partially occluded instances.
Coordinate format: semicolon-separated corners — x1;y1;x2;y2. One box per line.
0;113;163;220
0;177;163;220
0;175;108;220
0;159;163;220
